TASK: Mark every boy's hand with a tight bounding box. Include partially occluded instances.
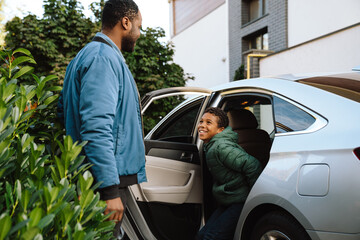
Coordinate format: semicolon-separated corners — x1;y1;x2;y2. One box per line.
105;197;124;222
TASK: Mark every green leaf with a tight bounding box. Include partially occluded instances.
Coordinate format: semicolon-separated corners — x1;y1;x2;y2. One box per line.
31;74;41;85
13;48;32;56
20;190;30;212
21;227;39;240
0;139;10;154
29;207;44;227
33;233;43;240
83;171;94;191
10;56;36;70
50;187;60;204
21;134;35;152
47;86;62;92
0;126;15;142
43;187;51;207
5;182;14;206
14;179;22;201
11;105;20;123
34;167;45;180
26;89;36;101
37;214;55;229
12;66;34;80
50;166;60;183
8;219;30;236
83;231;97;240
0;126;16;141
40;75;58;84
80;189;94;209
83;192;100;214
0;214;11;240
74;230;85;240
43;94;58;106
2;83;16;102
55;156;65;179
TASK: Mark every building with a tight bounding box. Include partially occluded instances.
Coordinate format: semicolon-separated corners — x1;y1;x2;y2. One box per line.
168;0;360;87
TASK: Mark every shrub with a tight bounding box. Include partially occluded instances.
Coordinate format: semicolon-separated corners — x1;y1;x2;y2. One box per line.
0;48;114;239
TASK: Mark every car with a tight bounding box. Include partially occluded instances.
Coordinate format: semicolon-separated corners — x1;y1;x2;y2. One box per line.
120;70;360;240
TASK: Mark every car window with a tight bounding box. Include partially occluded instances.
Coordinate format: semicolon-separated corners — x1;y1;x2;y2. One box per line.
151;99;203;143
221;94;275;135
273;96;315;133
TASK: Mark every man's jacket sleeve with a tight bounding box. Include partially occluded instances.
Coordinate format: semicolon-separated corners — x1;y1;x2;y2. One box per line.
79;56;121;198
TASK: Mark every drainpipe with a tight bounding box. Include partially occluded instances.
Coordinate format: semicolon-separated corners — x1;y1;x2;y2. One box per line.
247;53;268;79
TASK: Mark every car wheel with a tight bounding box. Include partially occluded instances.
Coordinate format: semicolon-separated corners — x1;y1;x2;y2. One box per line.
250;211;310;240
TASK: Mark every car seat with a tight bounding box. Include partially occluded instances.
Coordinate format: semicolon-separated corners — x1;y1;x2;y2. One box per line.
227;109;271;168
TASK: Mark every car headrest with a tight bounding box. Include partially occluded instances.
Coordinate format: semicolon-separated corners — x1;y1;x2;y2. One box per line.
227;109;258;130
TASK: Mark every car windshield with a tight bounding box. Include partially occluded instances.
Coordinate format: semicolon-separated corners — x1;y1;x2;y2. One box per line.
298;73;360;103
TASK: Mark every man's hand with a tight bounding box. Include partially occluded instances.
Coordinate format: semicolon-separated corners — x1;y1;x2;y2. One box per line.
104;197;124;222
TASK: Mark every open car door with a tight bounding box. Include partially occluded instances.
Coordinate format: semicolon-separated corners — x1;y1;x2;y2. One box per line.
123;87;212;240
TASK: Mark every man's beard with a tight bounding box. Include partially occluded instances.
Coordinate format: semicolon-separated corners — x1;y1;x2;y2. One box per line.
121;34;136;52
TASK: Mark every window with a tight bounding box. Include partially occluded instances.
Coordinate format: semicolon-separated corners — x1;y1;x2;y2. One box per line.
243;0;267;24
151;99;203;143
273;96;316;133
250;0;266;21
249;32;269;50
221;94;275;135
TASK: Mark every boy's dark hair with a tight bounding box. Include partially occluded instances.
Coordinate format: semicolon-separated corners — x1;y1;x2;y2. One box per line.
204;107;229;128
102;0;139;30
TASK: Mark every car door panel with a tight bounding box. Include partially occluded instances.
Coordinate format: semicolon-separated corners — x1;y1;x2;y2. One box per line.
126;88;211;240
145;140;200;164
131;155;202;204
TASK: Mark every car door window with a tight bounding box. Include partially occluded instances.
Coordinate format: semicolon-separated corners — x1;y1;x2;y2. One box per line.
273;96;315;133
150;98;204;143
221;94;275;135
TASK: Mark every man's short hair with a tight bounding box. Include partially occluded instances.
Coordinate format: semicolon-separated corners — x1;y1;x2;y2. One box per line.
102;0;139;30
204;107;229;128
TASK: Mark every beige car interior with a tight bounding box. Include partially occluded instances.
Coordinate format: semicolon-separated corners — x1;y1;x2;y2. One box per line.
130;155;202;204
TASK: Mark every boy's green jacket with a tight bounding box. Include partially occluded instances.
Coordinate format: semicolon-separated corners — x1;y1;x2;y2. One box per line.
204;126;262;206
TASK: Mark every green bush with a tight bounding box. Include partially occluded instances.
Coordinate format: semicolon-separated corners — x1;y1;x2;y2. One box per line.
0;48;114;239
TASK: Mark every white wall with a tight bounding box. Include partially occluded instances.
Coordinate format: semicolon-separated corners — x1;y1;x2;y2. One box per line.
260;25;360;76
171;4;229;88
288;0;360;47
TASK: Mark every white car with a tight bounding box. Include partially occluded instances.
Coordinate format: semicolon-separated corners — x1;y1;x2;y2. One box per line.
121;70;360;240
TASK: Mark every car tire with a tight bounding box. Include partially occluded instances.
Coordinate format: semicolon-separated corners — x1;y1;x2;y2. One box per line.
250;211;310;240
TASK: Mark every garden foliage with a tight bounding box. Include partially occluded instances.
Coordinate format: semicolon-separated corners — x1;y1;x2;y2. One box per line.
5;0;193;133
0;48;114;240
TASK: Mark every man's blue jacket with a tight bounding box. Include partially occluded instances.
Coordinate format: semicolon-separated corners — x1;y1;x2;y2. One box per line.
58;32;147;198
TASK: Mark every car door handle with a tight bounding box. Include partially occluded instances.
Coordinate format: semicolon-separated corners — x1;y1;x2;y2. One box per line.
180;152;193;162
141;170;196;204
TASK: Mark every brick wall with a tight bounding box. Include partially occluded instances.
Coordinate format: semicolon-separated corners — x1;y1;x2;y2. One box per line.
229;0;288;80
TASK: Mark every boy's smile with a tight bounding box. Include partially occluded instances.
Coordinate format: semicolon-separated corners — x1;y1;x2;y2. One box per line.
198;112;225;143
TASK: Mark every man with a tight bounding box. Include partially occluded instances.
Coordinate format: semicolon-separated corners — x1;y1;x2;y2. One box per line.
57;0;146;233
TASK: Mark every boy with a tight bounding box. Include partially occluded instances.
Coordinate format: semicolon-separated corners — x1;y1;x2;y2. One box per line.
197;107;262;240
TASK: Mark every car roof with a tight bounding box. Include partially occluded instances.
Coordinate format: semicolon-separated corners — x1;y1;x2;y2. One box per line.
210;71;360;92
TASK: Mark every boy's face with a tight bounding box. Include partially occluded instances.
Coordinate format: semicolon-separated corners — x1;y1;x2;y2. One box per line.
198;112;225;143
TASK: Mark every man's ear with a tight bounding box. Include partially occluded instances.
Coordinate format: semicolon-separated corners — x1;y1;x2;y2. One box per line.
121;17;132;30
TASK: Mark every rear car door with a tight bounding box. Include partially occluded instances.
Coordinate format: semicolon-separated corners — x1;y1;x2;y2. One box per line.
128;87;212;240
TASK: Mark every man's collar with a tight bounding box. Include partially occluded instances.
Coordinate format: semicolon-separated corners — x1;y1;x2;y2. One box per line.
95;32;126;62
